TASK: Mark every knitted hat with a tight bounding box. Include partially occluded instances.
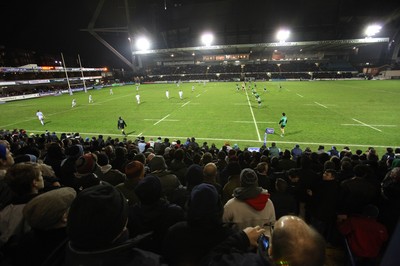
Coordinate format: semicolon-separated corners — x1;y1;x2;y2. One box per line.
188;183;222;224
0;144;6;160
185;164;203;190
75;153;96;174
67;183;128;250
149;155;167;172
240;168;258;187
134;175;161;205
125;160;144;179
23;187;76;230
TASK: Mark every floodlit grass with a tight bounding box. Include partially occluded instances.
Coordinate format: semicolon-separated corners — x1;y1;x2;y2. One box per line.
1;80;399;155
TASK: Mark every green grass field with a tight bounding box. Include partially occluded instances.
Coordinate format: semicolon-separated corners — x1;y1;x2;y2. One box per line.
1;80;399;156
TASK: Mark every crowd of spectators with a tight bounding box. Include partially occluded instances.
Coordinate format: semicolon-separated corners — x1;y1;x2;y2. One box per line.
0;128;399;265
141;61;358;82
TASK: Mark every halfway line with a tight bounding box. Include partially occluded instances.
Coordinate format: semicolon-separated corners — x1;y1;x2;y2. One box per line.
244;89;261;141
352;118;382;132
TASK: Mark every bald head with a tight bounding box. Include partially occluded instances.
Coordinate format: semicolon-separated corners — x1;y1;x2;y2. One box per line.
203;163;217;179
270;216;325;266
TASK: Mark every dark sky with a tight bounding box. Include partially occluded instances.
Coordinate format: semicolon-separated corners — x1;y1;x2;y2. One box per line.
1;0;399;68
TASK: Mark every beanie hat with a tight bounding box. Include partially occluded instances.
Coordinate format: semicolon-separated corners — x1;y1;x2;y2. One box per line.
188;183;222;225
76;153;96;174
0;144;6;160
67;183;128;250
185;164;203;190
23;187;76;231
124;160;144;179
149;155;167;172
134;175;161;205
240;168;258;187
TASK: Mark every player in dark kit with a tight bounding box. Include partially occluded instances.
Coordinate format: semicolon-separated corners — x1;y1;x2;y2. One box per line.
117;117;127;136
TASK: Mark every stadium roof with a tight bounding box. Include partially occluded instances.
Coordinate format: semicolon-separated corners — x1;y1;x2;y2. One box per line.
131;37;390;57
80;0;400;67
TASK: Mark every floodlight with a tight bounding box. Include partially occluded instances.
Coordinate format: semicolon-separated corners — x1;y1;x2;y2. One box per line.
136;37;150;51
201;33;214;46
365;25;381;37
276;29;290;42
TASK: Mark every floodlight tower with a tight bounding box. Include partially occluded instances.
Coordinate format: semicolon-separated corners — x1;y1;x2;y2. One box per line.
201;33;214;47
135;37;151;68
365;24;382;37
276;29;290;43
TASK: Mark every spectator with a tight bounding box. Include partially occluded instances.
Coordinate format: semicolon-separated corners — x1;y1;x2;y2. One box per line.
97;153;126;186
270;178;298;219
148;155;181;203
73;153;101;192
116;160;144;206
127;175;184;253
64;183;165;265
291;144;302;163
208;215;325;266
269;215;325;266
0;143;15;179
306;169;340;244
163;183;234;266
255;162;273;192
203;162;222;196
7;187;76;266
223;168;275;233
0;162;44;247
268;142;280;158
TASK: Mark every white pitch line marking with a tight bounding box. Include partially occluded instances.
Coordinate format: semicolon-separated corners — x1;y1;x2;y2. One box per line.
196;94;201;97
297;94;304;98
244;89;262;141
181;101;190;107
341;124;396;127
23;129;395;149
233;121;276;124
154;114;170;125
144;119;179;122
352;118;382;132
314;102;328;108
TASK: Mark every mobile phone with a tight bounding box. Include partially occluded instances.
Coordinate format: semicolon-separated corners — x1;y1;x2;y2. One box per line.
258;234;270;251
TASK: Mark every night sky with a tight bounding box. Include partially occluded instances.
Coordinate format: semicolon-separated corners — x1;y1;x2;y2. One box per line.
1;0;399;68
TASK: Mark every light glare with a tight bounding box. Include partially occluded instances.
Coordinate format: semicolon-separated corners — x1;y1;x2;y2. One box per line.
365;25;381;37
136;37;150;51
277;29;290;42
201;33;214;46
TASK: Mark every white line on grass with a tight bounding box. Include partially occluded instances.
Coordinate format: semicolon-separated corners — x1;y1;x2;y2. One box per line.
233;121;276;124
341;124;396;127
181;101;190;107
154;114;170;125
314;102;328;108
244;89;261;141
24;129;395;149
144;119;179;122
1;94;129;128
196;94;201;97
297;94;304;98
352;118;382;132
